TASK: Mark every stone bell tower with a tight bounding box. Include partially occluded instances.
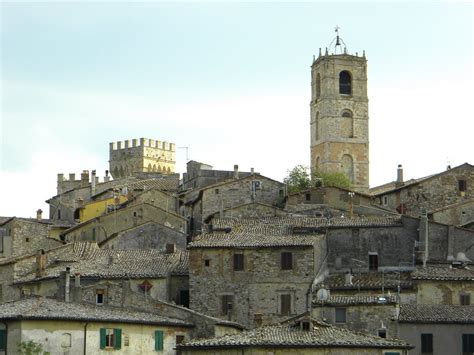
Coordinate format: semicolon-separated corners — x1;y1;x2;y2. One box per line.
310;29;369;192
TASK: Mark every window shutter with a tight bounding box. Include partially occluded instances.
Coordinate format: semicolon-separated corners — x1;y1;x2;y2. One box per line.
0;329;6;350
155;330;164;351
114;328;122;349
99;328;106;349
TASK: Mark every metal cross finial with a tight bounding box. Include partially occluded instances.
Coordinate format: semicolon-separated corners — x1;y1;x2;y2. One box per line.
335;25;341;35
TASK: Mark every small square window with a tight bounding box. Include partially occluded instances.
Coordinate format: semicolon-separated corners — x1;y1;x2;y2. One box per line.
382;196;388;206
378;329;387;338
460;294;471;305
305;193;311;201
459;180;467;192
96;289;105;305
215;189;219;194
281;252;293;270
369;253;378;271
335;308;346;323
204;259;210;267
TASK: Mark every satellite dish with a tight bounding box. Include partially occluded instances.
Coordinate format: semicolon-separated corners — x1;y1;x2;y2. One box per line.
316;288;330;301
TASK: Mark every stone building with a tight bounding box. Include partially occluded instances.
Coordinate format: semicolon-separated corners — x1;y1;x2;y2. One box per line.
109;138;176;179
181;161;255;190
182;174;285;235
371;163;474;220
397;304;474;355
15;248;190;307
0;217;66;259
178;315;413;355
188;218;326;328
428;198;474;228
310;37;369;192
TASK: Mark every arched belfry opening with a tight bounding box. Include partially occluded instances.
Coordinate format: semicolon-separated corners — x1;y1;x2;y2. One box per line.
339;71;352;95
316;73;321;100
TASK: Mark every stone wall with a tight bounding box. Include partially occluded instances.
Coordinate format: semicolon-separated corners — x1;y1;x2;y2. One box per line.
430;199;474;226
416;280;473;305
189;246;317;328
100;222;187;251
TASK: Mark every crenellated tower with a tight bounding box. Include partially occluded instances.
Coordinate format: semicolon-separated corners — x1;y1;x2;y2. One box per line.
310;30;369;192
109;138;176;179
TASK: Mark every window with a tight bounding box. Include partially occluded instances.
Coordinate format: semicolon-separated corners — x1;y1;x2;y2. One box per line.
96;289;105;305
302;321;310;331
57;209;61;219
305;193;311;201
339;70;352;95
459;180;467;192
281;252;293;270
335;308;346;323
463;334;474;354
461;293;471;305
204;259;210;267
155;330;164;351
316;73;321;99
221;295;233;316
378;329;387;338
100;328;121;349
215;188;219;194
383;196;388;206
0;329;5;351
176;335;185;355
179;290;190;308
280;294;292;316
369;253;378;271
233;253;244;271
421;333;433;354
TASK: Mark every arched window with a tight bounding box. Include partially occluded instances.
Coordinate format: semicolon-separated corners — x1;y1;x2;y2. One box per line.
341;154;354;183
339;71;352;95
341;109;353;138
153;164;157;172
113;167;119;179
316;73;321;99
148;163;152;172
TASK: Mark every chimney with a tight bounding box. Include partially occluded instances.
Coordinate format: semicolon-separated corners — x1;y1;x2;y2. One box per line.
74;273;81;287
344;271;353;286
36;209;43;221
104;170;110;182
91;170;97;195
250;167;255;174
35;249;46;278
73;273;82;302
396;165;404;187
420;210;429;267
166;243;176;253
65;266;71;302
233;164;239;179
81;170;89;183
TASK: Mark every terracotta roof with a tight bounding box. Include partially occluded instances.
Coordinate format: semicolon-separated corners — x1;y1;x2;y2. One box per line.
211;216;402;232
15;249;189;283
399;304;474;324
178;318;412;350
0;297;192;327
113;177;178;192
412;264;474;281
0;217;74;228
188;232;322;249
313;295;398;306
321;271;413;290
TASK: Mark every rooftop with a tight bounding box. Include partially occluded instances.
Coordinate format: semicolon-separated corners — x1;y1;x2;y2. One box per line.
412;264;474;281
15;249;188;283
0;297;192;327
319;271;413;291
313;295;398;306
399;304;474;324
178;318;412;350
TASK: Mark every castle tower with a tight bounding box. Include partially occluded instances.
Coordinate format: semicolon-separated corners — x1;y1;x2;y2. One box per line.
310;31;369;192
109;138;176;179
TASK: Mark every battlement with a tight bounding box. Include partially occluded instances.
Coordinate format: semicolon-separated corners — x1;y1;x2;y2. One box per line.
109;138;176;152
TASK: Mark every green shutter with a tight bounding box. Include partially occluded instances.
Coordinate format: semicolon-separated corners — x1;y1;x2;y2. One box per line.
99;328;106;349
155;330;164;351
114;328;122;349
0;329;6;350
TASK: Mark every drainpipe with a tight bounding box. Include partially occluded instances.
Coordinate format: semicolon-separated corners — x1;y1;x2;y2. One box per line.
83;322;88;355
420;210;429;267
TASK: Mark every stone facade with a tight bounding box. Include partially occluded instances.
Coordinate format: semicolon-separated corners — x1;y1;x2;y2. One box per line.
188;241;325;328
63;202;186;244
429;198;474;227
0;218;63;258
109;138;176;179
373;163;474;218
310;52;369;192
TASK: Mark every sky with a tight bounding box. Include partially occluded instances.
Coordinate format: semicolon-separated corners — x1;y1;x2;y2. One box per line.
1;1;473;218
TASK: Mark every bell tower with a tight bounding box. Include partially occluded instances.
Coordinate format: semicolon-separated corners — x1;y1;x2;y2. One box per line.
310;29;369;192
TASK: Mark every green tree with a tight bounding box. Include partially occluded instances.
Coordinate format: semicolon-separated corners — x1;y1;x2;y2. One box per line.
283;165;311;193
17;340;43;355
284;165;351;193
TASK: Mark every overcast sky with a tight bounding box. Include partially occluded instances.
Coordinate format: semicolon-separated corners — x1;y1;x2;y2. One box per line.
1;1;473;218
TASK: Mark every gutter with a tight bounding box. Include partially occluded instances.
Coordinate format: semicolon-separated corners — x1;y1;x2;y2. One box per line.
83;322;88;355
1;321;7;355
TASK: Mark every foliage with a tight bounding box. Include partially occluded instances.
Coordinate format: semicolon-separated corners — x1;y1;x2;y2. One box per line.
284;165;351;193
17;340;44;355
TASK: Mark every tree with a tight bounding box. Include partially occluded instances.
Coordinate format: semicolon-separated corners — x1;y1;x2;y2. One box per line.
283;165;311;193
284;165;351;193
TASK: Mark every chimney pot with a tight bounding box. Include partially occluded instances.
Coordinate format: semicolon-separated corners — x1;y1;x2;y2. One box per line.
233;165;239;179
396;165;404;186
36;209;43;221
